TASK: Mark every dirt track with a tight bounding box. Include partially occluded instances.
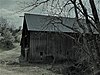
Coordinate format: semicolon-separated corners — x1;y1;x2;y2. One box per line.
0;65;60;75
0;43;62;75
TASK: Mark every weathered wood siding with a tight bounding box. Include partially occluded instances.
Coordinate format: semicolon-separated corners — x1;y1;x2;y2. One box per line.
28;31;75;62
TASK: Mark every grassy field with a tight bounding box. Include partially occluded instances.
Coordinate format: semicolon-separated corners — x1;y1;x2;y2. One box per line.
0;43;62;75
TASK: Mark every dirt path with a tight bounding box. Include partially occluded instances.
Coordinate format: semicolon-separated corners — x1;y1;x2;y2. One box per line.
0;43;62;75
0;66;27;75
0;65;61;75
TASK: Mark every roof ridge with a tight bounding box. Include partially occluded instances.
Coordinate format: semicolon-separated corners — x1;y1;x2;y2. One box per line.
24;13;75;19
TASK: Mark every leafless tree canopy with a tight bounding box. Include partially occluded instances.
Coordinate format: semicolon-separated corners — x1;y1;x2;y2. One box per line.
19;0;100;74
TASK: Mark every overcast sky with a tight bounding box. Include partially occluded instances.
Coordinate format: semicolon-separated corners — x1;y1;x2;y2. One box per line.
0;0;22;28
0;0;27;29
0;0;49;28
0;0;37;28
0;0;100;28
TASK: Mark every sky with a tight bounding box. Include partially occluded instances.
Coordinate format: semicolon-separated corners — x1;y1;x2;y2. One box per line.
0;0;100;28
0;0;49;28
0;0;23;28
0;0;40;28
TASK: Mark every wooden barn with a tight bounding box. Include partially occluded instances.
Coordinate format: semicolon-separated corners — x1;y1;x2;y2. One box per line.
20;13;86;63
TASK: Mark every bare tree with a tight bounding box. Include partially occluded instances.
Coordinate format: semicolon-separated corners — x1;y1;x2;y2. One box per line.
18;0;100;74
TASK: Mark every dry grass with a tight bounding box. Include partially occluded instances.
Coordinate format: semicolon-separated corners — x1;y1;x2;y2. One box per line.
0;43;62;75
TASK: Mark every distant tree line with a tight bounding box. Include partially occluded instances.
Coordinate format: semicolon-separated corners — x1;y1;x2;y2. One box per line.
0;17;21;50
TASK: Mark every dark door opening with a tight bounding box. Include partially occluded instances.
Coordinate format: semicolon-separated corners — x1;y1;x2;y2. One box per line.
40;52;43;56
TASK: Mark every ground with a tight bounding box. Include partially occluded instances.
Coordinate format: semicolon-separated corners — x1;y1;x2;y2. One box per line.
0;43;62;75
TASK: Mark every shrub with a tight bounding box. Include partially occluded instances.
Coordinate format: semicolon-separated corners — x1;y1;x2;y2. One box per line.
0;38;15;50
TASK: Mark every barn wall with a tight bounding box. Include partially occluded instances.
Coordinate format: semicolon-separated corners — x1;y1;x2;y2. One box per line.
28;31;75;62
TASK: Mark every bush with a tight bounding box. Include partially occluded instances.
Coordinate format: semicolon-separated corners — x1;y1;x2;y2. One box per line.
62;59;93;75
4;40;15;49
0;38;15;50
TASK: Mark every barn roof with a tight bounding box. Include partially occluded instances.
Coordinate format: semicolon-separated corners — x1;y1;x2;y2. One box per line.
24;13;97;33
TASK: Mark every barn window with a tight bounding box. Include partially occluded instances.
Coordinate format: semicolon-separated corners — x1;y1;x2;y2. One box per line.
40;52;43;56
